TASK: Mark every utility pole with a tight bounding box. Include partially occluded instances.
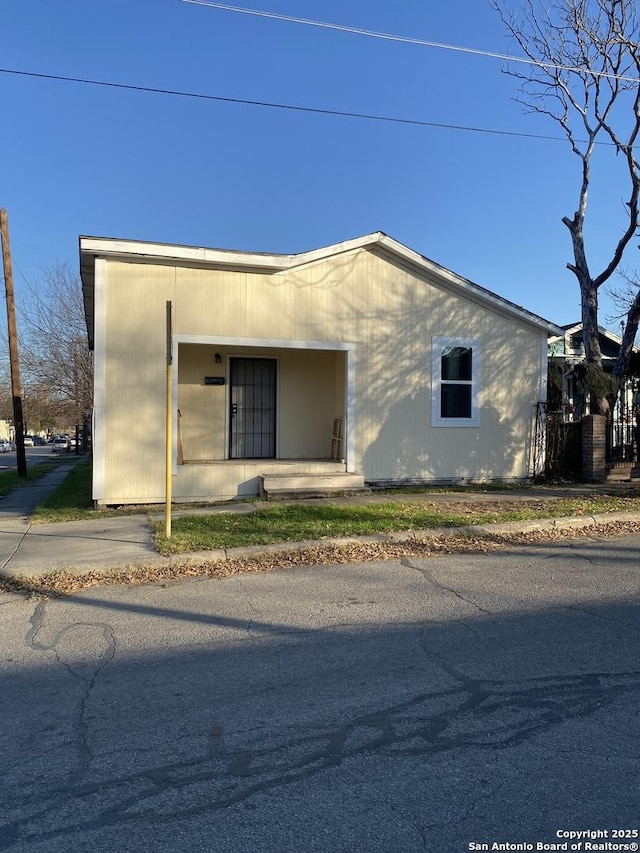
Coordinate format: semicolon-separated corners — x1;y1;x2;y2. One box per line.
0;209;27;477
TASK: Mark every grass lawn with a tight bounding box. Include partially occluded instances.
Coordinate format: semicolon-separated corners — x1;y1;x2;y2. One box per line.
31;460;148;523
30;461;94;521
152;493;640;555
0;459;63;497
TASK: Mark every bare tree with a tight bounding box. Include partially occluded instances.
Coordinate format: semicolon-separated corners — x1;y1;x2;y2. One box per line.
607;267;640;376
0;367;13;425
18;263;93;434
493;0;640;414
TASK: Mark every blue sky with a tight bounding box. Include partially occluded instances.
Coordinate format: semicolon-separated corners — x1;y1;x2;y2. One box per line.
1;0;637;331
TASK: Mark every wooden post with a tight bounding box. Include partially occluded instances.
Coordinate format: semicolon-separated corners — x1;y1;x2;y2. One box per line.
165;301;173;538
0;209;27;478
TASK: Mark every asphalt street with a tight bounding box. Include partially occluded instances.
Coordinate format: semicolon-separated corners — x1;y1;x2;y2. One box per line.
1;534;639;852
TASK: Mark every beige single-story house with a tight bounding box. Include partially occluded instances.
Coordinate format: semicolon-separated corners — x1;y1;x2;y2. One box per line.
80;232;562;505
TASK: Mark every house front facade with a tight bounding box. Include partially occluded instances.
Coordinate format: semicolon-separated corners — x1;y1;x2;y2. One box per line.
80;232;561;505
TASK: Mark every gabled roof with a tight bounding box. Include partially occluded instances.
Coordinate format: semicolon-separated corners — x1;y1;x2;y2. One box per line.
549;321;638;361
79;231;563;348
556;321;626;345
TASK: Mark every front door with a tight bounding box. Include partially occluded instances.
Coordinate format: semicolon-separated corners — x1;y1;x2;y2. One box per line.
229;358;276;459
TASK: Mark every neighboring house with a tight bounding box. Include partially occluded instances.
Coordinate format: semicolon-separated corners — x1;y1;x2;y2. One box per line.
80;232;562;505
548;322;629;421
0;419;13;441
548;322;640;459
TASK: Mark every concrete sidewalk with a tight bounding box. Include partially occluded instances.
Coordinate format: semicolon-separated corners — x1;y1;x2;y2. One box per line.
1;463;640;580
0;459;167;577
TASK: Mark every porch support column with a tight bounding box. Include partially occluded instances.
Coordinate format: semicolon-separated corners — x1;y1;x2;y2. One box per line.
346;347;356;472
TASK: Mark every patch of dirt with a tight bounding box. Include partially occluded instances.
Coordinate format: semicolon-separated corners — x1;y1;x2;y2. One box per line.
421;499;553;515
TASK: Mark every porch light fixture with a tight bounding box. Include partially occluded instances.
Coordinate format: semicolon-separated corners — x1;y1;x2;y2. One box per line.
214;352;222;363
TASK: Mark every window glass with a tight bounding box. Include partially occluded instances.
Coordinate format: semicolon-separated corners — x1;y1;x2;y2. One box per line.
441;384;472;418
441;346;472;381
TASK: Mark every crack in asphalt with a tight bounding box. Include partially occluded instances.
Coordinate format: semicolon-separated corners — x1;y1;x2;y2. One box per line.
0;523;31;573
2;666;638;849
25;601;117;783
563;603;640;636
244;599;264;640
417;778;507;837
401;558;494;614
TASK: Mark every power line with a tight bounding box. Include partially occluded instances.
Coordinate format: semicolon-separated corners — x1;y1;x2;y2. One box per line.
0;66;571;143
180;0;640;84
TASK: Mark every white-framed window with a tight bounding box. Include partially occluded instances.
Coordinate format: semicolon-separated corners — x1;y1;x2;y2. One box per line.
431;336;481;427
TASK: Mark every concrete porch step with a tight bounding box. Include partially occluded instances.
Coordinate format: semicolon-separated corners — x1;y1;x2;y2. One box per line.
260;473;367;500
606;462;640;482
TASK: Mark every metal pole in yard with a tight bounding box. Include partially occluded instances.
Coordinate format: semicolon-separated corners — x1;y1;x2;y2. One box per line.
165;301;173;538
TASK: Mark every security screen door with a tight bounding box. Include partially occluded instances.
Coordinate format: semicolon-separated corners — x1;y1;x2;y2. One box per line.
229;358;276;459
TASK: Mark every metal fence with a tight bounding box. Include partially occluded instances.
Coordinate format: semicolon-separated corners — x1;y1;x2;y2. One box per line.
544;410;582;481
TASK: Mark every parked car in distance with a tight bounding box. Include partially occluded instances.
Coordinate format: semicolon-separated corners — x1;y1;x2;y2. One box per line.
23;435;34;447
0;440;10;453
32;436;46;446
52;436;70;452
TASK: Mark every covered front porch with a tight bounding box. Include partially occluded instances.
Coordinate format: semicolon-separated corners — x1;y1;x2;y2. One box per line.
172;336;356;501
174;459;364;502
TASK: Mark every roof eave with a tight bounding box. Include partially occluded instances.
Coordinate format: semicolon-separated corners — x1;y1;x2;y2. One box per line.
79;231;564;346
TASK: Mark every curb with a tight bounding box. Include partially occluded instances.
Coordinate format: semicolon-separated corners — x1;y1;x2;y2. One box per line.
5;510;640;582
211;510;640;563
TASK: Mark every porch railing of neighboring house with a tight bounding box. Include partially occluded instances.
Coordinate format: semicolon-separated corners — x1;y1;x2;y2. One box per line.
606;378;640;465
